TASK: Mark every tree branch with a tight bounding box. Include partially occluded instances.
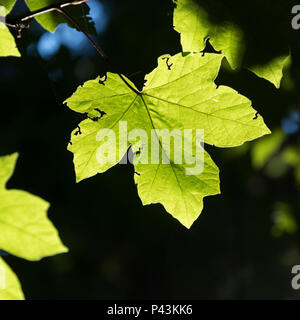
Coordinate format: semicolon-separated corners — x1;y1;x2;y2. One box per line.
7;0;141;94
5;0;141;95
7;0;89;24
57;8;141;94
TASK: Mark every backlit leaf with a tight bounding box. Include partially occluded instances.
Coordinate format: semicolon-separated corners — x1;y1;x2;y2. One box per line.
65;52;270;228
0;153;68;261
0;0;20;57
173;0;244;69
173;0;290;87
0;257;24;300
249;54;291;89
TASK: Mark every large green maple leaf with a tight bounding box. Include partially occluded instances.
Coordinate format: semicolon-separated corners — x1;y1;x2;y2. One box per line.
66;52;270;228
173;0;290;88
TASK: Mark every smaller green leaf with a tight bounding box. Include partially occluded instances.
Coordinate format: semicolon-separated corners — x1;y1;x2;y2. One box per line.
0;257;24;300
0;27;20;57
282;146;300;167
249;54;291;89
0;2;20;57
0;153;68;261
251;129;285;169
173;0;244;69
173;0;291;88
282;146;300;184
271;202;297;237
25;0;96;34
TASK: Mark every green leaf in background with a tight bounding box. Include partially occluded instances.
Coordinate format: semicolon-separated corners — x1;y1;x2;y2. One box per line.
282;145;300;184
0;1;20;57
25;0;96;33
271;202;298;237
66;52;270;228
0;153;68;261
173;0;290;88
0;257;24;300
173;0;244;69
251;129;285;169
249;54;291;89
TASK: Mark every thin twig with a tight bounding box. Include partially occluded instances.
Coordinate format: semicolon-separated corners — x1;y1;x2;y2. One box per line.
5;0;141;95
56;7;107;59
57;8;141;94
8;0;89;24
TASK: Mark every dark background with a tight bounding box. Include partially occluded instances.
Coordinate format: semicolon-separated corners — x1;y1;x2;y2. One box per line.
1;0;300;299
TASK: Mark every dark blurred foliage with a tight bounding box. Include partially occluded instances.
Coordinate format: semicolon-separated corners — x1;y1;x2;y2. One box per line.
0;0;300;299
